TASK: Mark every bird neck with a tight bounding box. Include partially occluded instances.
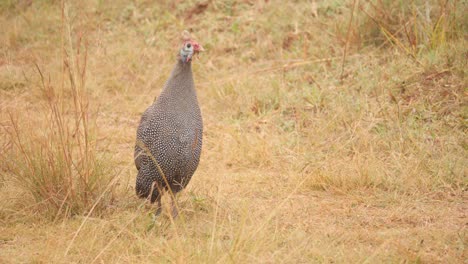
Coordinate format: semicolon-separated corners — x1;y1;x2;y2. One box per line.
173;58;192;76
161;59;195;97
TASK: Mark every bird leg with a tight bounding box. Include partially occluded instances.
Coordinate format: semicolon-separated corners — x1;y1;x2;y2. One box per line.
170;194;179;218
154;197;162;216
148;182;163;216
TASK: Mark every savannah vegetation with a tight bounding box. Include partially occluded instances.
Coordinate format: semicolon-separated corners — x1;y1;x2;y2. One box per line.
0;0;466;262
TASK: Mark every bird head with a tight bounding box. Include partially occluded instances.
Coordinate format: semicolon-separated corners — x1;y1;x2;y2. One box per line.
179;30;204;63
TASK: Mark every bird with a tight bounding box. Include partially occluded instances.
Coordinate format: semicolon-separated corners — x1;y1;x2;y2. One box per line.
134;30;204;217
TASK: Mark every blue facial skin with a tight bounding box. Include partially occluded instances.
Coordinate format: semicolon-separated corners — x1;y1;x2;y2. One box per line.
180;42;194;63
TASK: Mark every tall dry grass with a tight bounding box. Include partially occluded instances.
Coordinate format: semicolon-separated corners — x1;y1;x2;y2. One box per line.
1;1;117;219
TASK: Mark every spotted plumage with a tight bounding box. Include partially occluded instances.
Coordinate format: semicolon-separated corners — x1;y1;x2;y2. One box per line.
134;32;203;216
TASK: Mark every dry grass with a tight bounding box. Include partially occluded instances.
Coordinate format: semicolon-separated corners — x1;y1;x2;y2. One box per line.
0;0;466;263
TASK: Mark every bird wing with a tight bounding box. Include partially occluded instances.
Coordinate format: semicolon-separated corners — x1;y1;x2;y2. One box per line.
134;106;154;170
176;121;202;174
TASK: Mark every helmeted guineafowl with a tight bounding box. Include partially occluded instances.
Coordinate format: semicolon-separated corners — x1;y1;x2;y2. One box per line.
134;31;204;217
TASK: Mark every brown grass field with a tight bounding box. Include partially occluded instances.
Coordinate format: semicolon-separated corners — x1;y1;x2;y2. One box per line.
0;0;466;263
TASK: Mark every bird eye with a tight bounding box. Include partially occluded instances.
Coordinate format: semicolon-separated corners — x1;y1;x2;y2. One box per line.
186;43;192;48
